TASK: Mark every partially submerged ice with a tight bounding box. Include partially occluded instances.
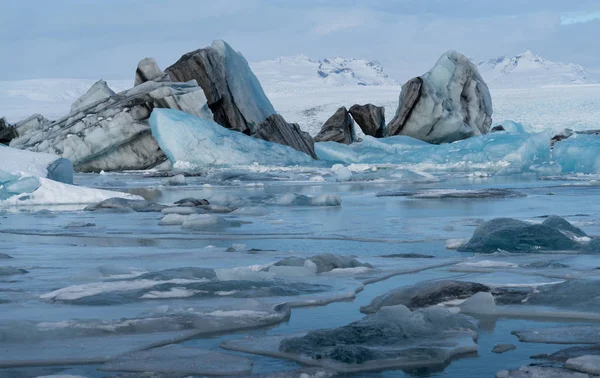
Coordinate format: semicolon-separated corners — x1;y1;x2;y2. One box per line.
458;216;598;253
222;305;478;373
270;254;372;275
386;50;492;144
150;109;315;167
360;280;490;313
99;345;253;376
315;131;549;174
553;134;600;174
166;40;317;158
40;265;329;305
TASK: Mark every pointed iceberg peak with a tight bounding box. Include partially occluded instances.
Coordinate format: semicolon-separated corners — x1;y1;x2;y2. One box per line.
70;80;116;114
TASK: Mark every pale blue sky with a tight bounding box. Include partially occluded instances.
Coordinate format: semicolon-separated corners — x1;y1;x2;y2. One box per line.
1;0;599;80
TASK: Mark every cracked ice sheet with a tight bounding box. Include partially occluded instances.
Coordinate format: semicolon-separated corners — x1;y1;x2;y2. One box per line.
221;331;478;374
0;330;198;367
99;345;253;376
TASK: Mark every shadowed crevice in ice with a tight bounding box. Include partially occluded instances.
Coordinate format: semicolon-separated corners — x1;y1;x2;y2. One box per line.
84;198;167;212
222;305;477;373
269;254;373;274
99;345;253;376
360;280;490;313
458;216;598;253
376;188;526;199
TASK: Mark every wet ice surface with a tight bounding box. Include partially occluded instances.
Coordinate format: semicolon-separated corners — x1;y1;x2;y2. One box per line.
3;169;600;377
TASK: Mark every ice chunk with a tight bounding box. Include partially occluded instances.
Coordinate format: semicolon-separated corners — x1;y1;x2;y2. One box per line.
99;345;253;376
331;164;352;181
159;214;188;225
458;217;589;253
554;134;600;174
565;355;600;376
273;254;372;274
249;368;335;378
513;326;600;344
0;145;73;184
445;238;469;250
4;176;40;194
0;330;198;367
360;280;490;313
270;193;341;207
150;109;315;166
526;280;600;311
222;305;477;372
162;174;186;186
495;366;590;378
459;292;497;315
232;206;270;216
315;132;550;174
84;198;167;212
387;50;492;144
181;214;238;230
70;80;115;113
492;344;516;354
0;177;140;208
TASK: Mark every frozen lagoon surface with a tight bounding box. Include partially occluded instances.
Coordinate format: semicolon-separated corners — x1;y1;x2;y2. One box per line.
3;168;600;377
3;85;600;377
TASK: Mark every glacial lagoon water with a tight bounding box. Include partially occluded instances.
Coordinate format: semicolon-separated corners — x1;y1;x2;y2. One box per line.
2;167;600;377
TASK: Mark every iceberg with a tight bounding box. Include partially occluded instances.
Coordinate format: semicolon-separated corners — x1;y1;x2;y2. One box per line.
149;109;315;167
387;50;492;144
316;131;550;174
166;40;276;134
165;40;316;157
553;134;600;174
10;77;209;172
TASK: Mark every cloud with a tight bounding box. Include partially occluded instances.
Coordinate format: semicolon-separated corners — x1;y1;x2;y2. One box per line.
560;11;600;25
0;1;599;80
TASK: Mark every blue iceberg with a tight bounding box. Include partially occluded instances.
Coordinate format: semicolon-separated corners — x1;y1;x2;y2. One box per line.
149;109;314;167
316;132;551;174
553;134;600;174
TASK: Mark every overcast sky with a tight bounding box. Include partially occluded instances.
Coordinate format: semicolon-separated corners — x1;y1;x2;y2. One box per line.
1;0;599;81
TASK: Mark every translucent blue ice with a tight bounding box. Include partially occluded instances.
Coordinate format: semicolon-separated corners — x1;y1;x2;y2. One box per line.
553;134;600;174
316;132;551;174
149;109;314;167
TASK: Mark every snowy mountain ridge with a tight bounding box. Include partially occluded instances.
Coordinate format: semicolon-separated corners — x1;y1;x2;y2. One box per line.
250;55;398;87
477;50;597;88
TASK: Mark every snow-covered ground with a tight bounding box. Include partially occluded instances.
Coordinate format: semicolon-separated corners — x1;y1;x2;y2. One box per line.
477;50;598;88
2;78;600;137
